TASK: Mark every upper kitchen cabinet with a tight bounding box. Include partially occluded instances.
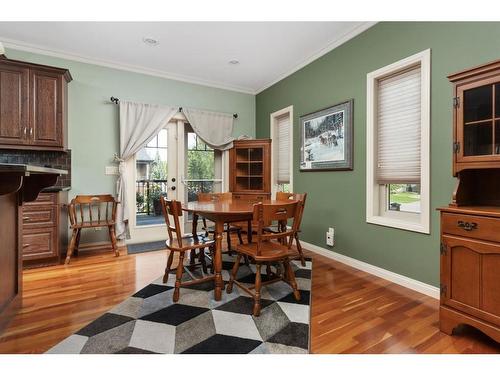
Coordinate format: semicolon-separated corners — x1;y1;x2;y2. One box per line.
0;56;72;150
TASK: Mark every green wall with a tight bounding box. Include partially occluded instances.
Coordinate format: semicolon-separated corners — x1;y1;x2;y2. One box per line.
6;48;255;243
256;22;500;286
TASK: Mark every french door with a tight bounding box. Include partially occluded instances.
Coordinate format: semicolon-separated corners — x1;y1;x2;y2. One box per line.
125;116;225;244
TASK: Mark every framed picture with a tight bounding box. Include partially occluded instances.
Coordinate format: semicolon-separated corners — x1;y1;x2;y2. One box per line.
300;99;353;171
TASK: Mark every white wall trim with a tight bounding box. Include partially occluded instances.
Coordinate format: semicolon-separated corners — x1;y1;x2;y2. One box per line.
302;240;440;299
270;105;293;196
255;22;377;94
1;38;255;95
366;48;431;234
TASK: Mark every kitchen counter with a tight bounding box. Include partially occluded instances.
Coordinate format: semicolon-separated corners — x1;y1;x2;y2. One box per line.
0;163;68;175
0;163;67;334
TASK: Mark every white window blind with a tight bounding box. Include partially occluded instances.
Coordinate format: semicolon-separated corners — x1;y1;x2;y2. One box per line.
377;65;422;184
276;114;291;184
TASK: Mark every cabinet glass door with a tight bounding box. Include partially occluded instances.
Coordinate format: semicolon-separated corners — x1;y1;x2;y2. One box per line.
459;82;500;160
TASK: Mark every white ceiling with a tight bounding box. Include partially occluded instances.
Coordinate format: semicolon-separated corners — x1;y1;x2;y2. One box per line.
0;22;374;94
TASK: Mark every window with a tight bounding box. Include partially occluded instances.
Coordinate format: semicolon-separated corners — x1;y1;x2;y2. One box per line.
366;50;430;233
270;106;293;194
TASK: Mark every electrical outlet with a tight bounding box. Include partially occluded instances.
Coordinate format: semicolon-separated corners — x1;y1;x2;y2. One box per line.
326;227;335;246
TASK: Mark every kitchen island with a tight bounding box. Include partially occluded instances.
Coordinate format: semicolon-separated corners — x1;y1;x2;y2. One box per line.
0;164;67;334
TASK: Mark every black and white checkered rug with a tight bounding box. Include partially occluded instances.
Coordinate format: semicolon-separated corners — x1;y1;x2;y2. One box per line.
47;255;312;354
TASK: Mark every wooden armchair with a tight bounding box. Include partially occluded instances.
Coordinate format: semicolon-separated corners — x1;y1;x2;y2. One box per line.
160;197;216;302
226;201;302;316
66;194;119;264
265;192;307;266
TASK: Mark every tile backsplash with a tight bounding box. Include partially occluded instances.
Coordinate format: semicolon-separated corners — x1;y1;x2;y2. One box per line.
0;149;71;189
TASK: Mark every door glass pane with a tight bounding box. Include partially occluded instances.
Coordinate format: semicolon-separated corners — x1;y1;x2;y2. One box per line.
135;128;168;226
464;122;493;156
388;184;421;213
464;85;492;123
185;128;221;222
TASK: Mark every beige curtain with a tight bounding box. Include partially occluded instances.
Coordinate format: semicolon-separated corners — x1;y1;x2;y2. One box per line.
115;101;178;239
183;108;235;150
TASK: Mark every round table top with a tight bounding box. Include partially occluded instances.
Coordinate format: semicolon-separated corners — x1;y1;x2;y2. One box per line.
183;199;291;215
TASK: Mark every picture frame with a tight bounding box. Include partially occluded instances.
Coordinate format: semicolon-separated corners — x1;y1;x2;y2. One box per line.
300;99;353;171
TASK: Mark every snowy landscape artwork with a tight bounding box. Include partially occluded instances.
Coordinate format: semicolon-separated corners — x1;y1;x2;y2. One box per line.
300;100;353;171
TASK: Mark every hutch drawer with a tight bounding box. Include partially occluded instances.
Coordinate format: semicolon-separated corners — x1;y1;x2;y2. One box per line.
441;212;500;243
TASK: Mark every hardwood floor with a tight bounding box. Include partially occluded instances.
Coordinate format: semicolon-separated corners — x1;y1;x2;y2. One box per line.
0;243;498;354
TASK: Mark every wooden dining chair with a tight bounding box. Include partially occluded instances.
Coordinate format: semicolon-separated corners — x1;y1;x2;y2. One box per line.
226;201;302;316
160;196;216;302
66;194;119;264
266;192;307;266
197;192;244;254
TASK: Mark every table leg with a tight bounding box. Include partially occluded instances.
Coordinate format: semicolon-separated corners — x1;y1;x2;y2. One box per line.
192;213;199;237
247;220;252;244
213;220;224;301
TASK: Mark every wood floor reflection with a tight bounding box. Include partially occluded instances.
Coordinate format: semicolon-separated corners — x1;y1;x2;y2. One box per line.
0;240;499;354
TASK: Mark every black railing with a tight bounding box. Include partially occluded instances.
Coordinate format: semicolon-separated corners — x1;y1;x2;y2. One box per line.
136;179;168;216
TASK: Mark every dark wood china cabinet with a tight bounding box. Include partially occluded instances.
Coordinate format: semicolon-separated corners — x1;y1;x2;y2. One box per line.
439;59;500;343
229;139;271;202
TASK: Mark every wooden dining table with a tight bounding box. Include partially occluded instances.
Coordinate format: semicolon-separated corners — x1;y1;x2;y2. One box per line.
183;199;288;301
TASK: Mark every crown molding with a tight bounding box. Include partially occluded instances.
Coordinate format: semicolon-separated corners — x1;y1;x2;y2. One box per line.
255;21;377;94
1;22;376;96
0;37;256;95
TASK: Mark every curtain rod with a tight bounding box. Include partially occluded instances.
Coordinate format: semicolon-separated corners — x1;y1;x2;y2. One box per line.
110;97;238;119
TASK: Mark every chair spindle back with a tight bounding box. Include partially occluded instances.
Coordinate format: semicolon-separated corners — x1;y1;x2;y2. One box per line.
68;195;117;227
252;201;301;256
276;192;307;230
160;196;184;248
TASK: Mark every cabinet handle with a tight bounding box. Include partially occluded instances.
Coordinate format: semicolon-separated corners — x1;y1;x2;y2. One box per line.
30;128;33;136
23;216;31;221
23;127;27;138
457;220;478;231
23;244;30;248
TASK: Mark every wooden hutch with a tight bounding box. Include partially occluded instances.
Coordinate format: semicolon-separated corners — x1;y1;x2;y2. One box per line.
229;139;271;201
438;60;500;342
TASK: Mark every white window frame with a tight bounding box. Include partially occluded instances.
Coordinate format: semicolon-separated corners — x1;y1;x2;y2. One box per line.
270;105;293;196
366;49;431;234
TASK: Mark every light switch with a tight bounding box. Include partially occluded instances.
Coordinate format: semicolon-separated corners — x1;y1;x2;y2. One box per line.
105;166;119;175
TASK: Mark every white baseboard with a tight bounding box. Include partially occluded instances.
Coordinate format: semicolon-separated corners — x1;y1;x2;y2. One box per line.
301;240;439;299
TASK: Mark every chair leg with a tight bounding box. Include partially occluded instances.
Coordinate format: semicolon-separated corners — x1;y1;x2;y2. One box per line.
226;253;242;294
108;225;119;257
189;249;196;271
74;228;81;256
237;228;244;245
199;248;208;274
284;259;301;301
253;264;262;316
226;227;233;255
243;255;250;266
173;252;185;302
163;250;174;283
65;229;78;264
295;232;306;267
